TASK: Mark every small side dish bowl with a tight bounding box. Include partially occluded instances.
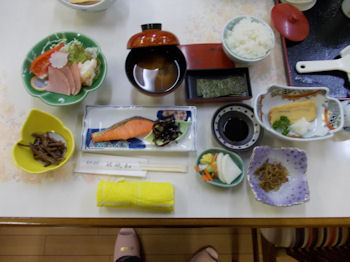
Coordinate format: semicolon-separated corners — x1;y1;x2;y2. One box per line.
58;0;117;12
212;103;263;152
247;146;310;207
195;148;245;188
12;109;75;174
254;85;344;141
22;31;107;106
222;16;275;64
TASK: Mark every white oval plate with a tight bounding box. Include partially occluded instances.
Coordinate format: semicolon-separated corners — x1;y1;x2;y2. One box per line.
254;85;344;141
81;105;197;152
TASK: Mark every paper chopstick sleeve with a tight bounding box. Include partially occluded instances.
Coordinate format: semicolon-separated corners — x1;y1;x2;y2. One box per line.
96;180;175;212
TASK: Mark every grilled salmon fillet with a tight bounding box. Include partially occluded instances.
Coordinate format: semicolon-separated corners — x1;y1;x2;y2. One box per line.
91;117;154;142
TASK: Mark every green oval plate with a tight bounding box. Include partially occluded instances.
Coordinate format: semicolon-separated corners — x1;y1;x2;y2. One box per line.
22;32;107;106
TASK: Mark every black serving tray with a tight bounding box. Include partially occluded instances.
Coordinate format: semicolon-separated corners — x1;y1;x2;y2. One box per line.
281;0;350;99
185;68;252;103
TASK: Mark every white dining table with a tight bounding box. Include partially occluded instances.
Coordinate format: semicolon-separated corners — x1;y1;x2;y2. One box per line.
1;0;350;227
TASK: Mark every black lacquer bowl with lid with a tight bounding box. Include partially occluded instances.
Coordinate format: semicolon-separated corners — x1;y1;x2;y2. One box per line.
125;23;187;96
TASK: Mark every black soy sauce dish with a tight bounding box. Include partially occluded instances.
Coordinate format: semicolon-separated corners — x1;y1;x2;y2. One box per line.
125;23;187;96
211;103;263;152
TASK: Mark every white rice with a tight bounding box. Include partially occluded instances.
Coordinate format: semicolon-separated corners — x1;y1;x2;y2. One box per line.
226;17;274;59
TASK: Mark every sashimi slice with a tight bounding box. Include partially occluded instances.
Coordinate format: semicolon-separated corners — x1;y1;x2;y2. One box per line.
71;62;82;95
46;66;70;95
222;154;242;184
91;117;154;142
60;66;76;95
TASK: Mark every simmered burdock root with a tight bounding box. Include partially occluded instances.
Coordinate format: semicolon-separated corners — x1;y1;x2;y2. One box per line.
254;159;289;192
18;132;67;167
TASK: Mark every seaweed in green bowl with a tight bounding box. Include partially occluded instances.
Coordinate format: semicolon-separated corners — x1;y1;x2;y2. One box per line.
22;32;107;106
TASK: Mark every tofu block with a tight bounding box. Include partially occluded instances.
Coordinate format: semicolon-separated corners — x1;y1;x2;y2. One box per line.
268;100;317;125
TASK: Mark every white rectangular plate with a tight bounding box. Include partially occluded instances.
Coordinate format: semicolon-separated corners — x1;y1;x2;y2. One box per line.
81;105;197;152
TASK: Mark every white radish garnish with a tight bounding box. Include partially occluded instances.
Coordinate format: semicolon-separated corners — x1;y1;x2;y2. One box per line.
290;117;313;136
49;51;68;68
221;154;242;184
216;153;225;183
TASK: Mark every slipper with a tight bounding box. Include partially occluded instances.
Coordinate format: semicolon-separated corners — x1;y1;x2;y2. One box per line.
190;246;219;262
114;228;141;262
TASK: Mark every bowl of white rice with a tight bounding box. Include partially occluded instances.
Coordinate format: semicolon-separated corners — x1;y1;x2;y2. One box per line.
222;16;275;64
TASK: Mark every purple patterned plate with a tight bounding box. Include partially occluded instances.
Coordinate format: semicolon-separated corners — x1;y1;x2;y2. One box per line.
247;146;310;207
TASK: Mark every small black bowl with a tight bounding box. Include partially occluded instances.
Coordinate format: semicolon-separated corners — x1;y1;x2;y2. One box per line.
212;103;263;152
125;45;187;96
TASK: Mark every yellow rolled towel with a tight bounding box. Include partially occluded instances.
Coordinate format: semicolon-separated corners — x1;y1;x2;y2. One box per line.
97;180;175;212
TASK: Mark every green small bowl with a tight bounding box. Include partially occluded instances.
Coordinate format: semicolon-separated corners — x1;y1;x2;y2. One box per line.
22;32;107;106
195;147;245;188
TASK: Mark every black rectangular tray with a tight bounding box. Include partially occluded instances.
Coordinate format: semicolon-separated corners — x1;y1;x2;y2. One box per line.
281;0;350;99
185;68;252;103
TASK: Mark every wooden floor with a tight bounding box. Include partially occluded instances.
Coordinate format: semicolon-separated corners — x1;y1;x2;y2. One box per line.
0;226;296;262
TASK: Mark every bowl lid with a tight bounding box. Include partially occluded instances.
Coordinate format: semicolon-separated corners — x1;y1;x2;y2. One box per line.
127;23;180;49
271;3;310;42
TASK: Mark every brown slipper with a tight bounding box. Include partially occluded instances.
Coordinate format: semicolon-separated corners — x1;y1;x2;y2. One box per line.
114;228;140;261
190;246;219;262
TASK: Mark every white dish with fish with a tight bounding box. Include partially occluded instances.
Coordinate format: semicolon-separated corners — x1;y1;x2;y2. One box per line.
81;105;197;152
254;85;344;141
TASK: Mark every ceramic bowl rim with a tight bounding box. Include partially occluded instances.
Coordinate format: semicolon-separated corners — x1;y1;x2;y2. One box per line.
211;103;264;152
58;0;114;9
282;0;314;4
222;15;275;63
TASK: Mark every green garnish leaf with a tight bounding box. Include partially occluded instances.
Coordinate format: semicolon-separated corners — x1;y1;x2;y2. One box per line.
272;116;291;136
61;39;98;64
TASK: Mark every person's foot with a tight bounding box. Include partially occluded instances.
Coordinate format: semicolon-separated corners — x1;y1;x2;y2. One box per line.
190;246;219;262
114;228;141;262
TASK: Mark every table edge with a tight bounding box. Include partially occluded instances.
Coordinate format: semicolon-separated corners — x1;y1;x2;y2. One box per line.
1;217;350;227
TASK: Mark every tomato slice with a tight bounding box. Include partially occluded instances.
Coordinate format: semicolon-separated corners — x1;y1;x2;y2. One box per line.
30;43;64;78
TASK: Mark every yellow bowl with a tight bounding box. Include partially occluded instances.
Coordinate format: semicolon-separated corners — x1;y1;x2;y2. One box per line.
12;109;75;173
